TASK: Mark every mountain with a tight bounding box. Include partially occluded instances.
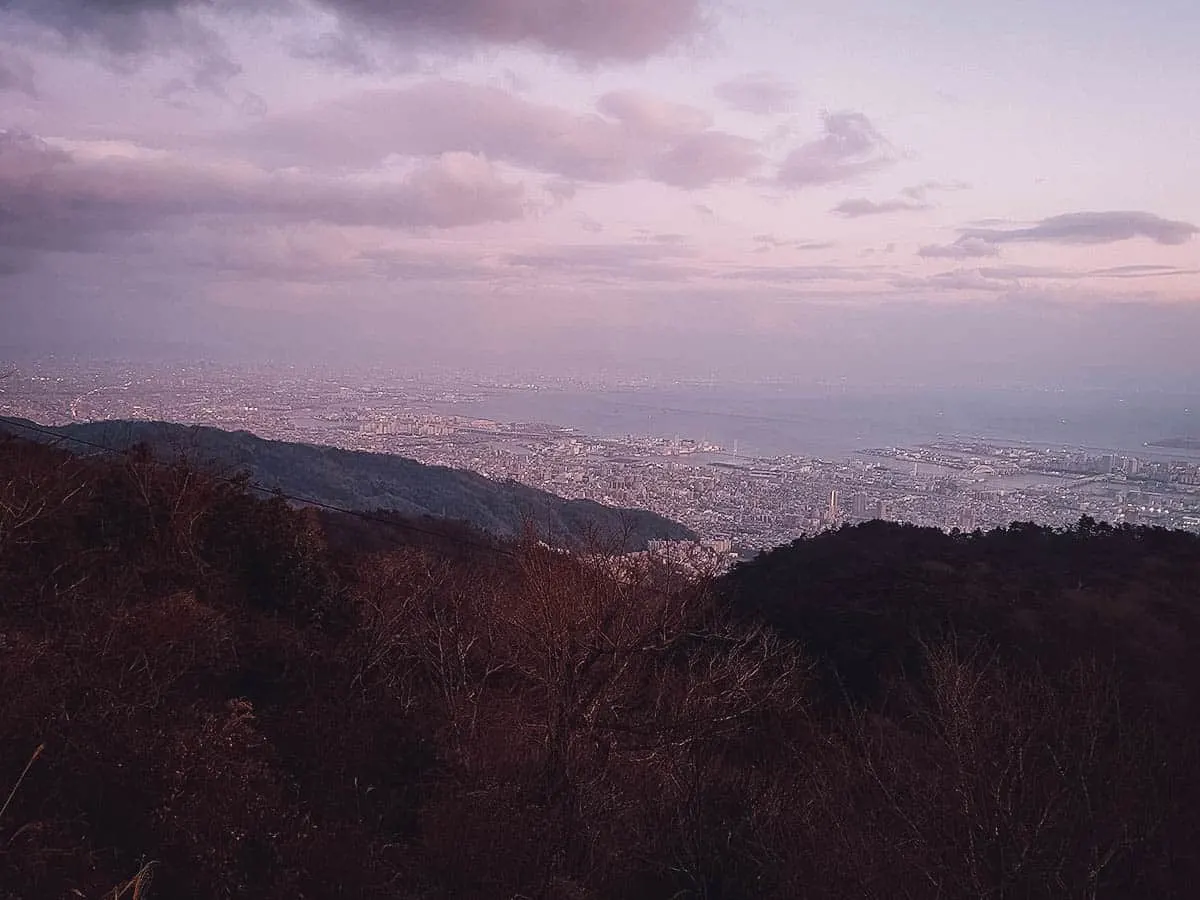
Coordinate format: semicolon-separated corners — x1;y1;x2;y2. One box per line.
0;416;693;550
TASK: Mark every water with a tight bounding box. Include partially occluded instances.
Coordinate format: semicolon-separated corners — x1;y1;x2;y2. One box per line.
435;384;1200;461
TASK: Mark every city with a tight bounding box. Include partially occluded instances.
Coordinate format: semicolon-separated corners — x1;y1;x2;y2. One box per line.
5;360;1199;553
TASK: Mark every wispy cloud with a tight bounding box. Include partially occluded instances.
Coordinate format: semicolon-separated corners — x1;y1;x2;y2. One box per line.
714;73;796;114
503;242;701;284
900;180;970;201
963;211;1198;246
892;269;1016;293
777;112;893;188
1090;264;1200;278
832;197;930;218
753;235;835;253
917;237;1001;259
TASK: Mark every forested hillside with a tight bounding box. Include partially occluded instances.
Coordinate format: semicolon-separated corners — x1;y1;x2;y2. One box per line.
0;417;693;551
3;432;1199;899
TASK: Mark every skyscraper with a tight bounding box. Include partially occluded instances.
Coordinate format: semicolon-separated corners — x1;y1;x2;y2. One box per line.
852;492;870;518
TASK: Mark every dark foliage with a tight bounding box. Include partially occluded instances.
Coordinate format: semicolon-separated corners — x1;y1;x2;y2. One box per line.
0;417;695;551
2;434;1199;898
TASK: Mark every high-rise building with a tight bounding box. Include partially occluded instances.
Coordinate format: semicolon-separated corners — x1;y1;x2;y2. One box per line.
828;489;840;517
874;499;889;520
852;492;870;518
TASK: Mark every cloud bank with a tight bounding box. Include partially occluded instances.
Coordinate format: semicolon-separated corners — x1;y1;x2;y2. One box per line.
0;129;525;261
242;81;762;188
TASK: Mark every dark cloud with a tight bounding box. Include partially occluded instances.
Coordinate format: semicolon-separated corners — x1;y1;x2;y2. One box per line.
316;0;704;63
0;0;244;94
832;197;930;218
777;112;893;188
0;0;703;63
241;80;762;189
963;211;1198;246
288;29;386;75
0;129;526;263
713;73;796;115
917;237;1001;260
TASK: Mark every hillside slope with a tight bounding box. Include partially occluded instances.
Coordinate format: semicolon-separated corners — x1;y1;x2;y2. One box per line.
4;433;1200;899
0;416;693;550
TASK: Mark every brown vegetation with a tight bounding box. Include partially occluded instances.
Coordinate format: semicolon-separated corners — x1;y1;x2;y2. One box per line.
2;433;1198;898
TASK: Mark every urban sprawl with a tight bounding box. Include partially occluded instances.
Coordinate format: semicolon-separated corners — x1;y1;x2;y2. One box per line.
6;362;1200;562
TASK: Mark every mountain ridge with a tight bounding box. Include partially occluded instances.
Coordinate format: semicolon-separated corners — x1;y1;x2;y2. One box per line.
0;416;694;550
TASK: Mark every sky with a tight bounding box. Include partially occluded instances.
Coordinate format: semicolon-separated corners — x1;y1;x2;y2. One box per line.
1;0;1199;388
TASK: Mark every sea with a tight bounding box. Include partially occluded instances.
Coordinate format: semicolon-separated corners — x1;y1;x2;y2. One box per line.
435;384;1200;462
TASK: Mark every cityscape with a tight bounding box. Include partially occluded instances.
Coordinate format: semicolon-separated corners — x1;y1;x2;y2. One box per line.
5;360;1199;553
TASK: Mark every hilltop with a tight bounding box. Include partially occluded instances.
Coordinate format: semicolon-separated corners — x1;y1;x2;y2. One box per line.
0;416;694;551
3;432;1200;899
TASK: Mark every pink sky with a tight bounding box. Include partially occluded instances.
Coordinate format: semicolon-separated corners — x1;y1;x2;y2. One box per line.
1;0;1198;385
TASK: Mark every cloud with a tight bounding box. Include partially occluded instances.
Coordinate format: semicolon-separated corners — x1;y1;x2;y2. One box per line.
595;90;712;137
753;235;834;253
832;197;930;218
0;130;526;262
289;29;389;75
900;179;970;201
917;237;1001;259
892;269;1015;293
0;0;208;57
714;73;796;115
977;265;1074;280
777;112;893;188
963;211;1198;246
0;50;38;96
1090;264;1200;279
974;263;1200;282
0;0;244;95
503;242;700;284
646;132;762;188
0;0;703;64
241;80;762;189
718;265;881;284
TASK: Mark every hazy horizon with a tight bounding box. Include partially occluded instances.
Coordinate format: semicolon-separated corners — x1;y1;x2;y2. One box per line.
2;0;1198;390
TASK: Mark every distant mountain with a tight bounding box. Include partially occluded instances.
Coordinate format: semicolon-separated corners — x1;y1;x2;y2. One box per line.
1148;437;1200;451
0;417;694;550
